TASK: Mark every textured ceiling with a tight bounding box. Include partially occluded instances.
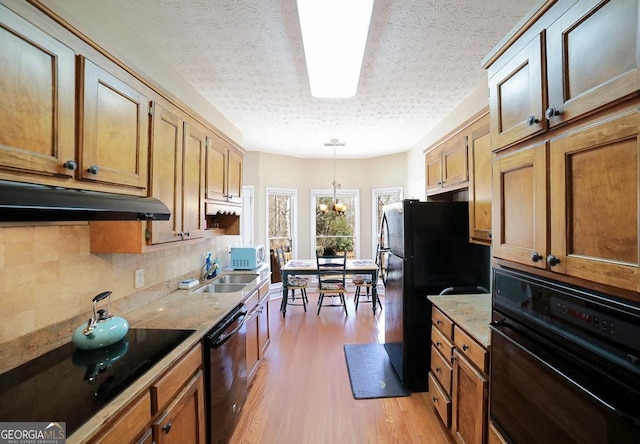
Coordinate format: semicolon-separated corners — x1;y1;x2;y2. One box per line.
101;0;537;158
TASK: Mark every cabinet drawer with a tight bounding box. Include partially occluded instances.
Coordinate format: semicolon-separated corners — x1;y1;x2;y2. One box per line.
431;325;454;358
453;326;487;373
151;343;202;414
428;371;451;428
430;345;453;395
432;307;453;340
258;280;269;299
94;391;151;444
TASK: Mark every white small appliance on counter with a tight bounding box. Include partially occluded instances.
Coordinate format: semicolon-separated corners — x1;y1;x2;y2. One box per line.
230;245;265;270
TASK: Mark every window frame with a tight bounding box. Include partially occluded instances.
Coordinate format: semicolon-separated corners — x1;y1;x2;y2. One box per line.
310;187;360;257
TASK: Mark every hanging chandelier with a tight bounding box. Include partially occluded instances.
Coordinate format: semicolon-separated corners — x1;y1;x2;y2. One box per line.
319;139;347;214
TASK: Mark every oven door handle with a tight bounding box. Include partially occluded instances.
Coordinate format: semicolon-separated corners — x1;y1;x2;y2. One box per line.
209;308;248;348
490;322;640;426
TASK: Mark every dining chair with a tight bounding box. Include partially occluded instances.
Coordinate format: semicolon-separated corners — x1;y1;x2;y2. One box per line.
316;250;348;315
276;247;309;312
352;274;373;310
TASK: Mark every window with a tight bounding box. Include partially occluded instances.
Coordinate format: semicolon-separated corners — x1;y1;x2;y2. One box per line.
372;187;402;253
311;188;360;257
266;188;298;258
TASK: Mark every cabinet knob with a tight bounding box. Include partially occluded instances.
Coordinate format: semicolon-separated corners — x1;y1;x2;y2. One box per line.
184;231;191;237
530;251;543;263
545;107;561;120
87;165;99;175
63;160;77;170
432;396;438;403
527;115;539;126
177;232;184;238
435;341;441;347
547;255;561;267
462;344;469;351
162;422;172;434
435;367;441;373
436;320;441;325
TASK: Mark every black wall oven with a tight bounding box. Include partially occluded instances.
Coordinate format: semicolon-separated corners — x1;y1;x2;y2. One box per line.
490;268;640;444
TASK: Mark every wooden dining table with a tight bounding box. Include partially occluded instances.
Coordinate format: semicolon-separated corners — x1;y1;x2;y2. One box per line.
280;259;381;316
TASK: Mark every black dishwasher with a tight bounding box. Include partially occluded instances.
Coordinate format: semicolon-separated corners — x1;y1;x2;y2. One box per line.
204;303;248;444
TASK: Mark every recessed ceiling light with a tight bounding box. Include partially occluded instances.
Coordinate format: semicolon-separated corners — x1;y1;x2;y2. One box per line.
297;0;374;98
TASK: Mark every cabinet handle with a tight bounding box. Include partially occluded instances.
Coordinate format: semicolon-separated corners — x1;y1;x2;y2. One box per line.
63;160;77;170
545;107;561;120
547;255;561;267
462;344;469;351
530;251;543;263
162;422;172;434
87;165;99;175
432;396;438;403
527;115;539;126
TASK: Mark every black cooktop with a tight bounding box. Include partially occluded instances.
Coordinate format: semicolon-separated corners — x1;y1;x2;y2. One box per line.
0;328;195;435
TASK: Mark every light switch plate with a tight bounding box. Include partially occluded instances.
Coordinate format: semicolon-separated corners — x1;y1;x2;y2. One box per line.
134;268;144;289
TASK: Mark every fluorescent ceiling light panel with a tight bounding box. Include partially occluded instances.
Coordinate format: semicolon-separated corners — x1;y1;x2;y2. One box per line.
297;0;374;98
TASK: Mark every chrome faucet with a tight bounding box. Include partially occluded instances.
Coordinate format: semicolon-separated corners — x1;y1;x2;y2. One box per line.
201;262;219;280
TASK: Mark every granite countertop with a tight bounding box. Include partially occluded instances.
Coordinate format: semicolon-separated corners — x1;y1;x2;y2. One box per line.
427;294;492;347
0;266;270;444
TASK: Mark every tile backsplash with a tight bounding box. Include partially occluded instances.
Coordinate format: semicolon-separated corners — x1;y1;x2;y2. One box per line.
0;223;216;343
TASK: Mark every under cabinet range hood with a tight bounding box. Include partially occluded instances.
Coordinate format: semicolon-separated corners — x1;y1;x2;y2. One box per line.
0;180;171;222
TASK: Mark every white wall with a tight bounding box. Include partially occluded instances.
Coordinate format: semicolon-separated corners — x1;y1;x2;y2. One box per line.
243;151;407;259
405;80;490;199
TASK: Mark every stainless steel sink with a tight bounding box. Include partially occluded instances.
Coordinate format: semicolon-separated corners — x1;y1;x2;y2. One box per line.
213;273;258;284
194;282;248;294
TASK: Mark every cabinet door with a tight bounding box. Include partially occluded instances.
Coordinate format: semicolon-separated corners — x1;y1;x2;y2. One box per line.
78;57;149;191
452;349;488;444
0;4;75;178
425;149;443;193
488;34;544;149
94;392;151;444
182;122;206;239
150;102;183;244
227;149;243;205
206;134;227;202
469;131;492;244
549;110;640;293
246;308;260;384
442;135;468;189
492;144;547;268
258;296;270;359
546;0;640;127
153;371;206;444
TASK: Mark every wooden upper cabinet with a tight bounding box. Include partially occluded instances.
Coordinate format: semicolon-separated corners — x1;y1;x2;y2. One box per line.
205;134;226;202
0;4;75;179
425;149;443;193
492;143;547;269
182;122;206;239
488;34;544;150
78;56;149;192
206;133;243;205
425;134;468;195
488;0;640;150
549;110;640;292
546;0;640;128
227;149;243;205
150;102;183;244
468;115;492;245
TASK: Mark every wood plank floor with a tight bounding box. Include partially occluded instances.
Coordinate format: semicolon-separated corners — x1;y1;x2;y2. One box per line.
230;289;455;444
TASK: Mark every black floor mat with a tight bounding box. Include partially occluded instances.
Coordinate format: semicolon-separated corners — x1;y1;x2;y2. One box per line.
343;343;410;399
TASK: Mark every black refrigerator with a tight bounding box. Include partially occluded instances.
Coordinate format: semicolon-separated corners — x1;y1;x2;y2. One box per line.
382;199;490;392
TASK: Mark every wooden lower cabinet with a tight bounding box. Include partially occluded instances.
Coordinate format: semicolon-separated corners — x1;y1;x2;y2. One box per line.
429;306;489;444
246;281;271;384
488;422;508;444
153;371;206;444
452;349;488;444
93;392;151;444
90;343;204;444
